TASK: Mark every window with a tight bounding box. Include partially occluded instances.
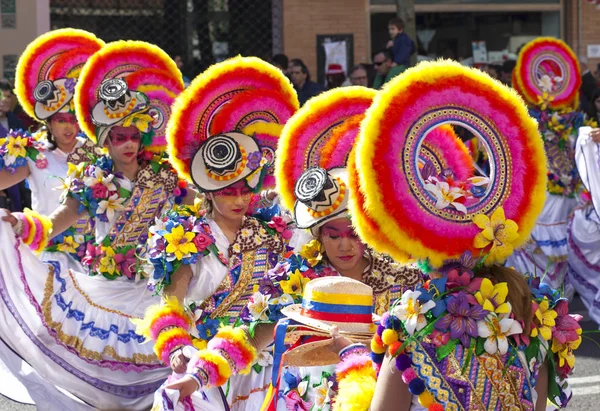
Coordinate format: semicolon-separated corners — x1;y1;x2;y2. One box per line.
1;0;16;29
3;54;17;81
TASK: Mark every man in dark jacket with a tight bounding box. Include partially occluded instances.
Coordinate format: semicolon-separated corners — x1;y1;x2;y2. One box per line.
289;59;324;106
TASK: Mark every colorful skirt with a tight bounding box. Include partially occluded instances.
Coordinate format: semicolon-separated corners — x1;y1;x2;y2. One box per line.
0;215;169;410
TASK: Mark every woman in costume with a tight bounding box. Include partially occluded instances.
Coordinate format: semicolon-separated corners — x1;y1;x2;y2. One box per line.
330;60;580;411
507;38;592;293
136;56;299;410
261;86;480;410
0;40;188;410
567;126;600;327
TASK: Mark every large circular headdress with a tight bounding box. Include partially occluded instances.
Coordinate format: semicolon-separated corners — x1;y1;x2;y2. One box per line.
74;40;183;151
14;28;104;122
167;56;298;185
353;60;547;267
514;37;581;110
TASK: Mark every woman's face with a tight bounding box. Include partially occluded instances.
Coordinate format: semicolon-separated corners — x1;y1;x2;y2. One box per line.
48;112;79;150
105;125;142;166
208;181;252;222
319;217;365;273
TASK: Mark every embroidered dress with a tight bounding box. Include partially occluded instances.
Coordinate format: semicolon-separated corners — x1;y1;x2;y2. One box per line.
567;127;600;325
272;252;423;410
0;151;187;409
146;207;289;411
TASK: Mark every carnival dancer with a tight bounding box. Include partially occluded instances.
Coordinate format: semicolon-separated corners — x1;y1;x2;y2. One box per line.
261;86;480;410
329;59;581;411
135;56;299;410
567;126;600;327
0;40;188;410
507;38;592;293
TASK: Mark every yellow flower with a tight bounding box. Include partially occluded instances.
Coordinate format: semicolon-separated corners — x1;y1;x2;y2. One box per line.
6;136;28;158
475;278;511;314
164;225;197;260
98;247;117;275
57;236;79;254
299;239;323;266
472;207;519;263
531;297;557;341
67;162;86;178
123;113;154;133
551;338;581;368
280;270;310;295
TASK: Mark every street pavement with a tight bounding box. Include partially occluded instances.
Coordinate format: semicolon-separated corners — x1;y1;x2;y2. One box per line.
0;295;598;411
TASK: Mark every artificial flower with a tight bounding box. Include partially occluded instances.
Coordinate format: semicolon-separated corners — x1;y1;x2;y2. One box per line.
114;248;137;280
280;270;310;296
473;207;519;263
313;376;334;408
96;193;127;222
552;300;583;345
164;225;198;260
474;278;511;314
284;389;310;411
196;318;220;341
531;297;557;341
266;261;291;281
192;232;213;252
430;329;450;348
248;291;270;321
299;239;323;267
56;236;79;254
424;177;468;214
477;313;523;355
5;136;28;158
98;247;118;275
416;277;447;317
435;292;488;347
392;290;436;335
256;350;273;367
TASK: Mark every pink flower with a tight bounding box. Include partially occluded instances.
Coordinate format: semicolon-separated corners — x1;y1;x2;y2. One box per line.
192;233;213;252
552;300;582;344
301;268;319;280
268;216;287;233
91;183;109;199
35;158;48;169
318;266;337;278
430;329;450;348
114;249;137;279
81;243;101;266
284;390;310;411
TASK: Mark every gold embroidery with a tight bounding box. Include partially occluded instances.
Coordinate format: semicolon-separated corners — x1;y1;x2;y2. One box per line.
230;383;271;406
211;250;257;318
42;264;159;364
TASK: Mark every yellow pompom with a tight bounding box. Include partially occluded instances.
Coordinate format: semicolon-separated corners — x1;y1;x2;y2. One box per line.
418;391;435;407
381;329;398;346
370;337;386;354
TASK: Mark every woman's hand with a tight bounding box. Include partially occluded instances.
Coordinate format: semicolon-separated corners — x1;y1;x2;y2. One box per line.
169;349;188;374
165;375;199;401
590;128;600;143
1;209;18;227
330;325;354;353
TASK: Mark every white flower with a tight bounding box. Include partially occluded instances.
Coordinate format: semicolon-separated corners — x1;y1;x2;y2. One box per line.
269;293;294;307
467;176;490;187
477;313;523;355
538;74;553;92
256;351;273;367
391;290;436;335
96;193;126;221
149;217;167;236
424;177;468;214
73;235;85;244
83;167;117;191
248;291;270;321
314;377;334;407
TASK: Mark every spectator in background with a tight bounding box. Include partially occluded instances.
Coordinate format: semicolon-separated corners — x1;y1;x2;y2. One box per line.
372;50;405;90
580;56;597;111
500;59;516;87
289;58;324;106
272;53;290;75
386;17;416;69
173;55;191;87
349;64;369;87
325;64;348;89
587;88;600;123
0;79;35;131
0;94;26;211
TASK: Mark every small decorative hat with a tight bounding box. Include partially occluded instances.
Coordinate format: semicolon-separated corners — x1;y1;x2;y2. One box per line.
513;37;581;110
74;40;183;151
326;64;344;75
167;56;298;192
14;28;104;122
351;59;547;267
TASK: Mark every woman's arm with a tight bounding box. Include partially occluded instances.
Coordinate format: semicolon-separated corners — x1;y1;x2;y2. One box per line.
535;362;549;411
47;197;86;239
370;352;412;411
163;264;193;304
0;167;30;191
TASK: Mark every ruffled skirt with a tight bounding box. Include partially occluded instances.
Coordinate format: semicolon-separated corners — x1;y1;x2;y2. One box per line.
0;214;169;410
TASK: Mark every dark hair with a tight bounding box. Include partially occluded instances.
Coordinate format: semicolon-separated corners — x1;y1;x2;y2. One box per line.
388;17;405;31
43;124;58;151
326;73;346;90
0;79;14;94
350;64;368;76
588;88;600;119
290;58;310;81
272;54;289;70
373;49;392;62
